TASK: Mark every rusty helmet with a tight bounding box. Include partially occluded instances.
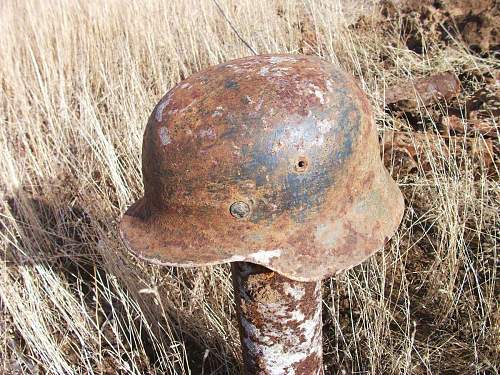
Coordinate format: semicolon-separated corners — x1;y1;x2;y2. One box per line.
120;54;404;281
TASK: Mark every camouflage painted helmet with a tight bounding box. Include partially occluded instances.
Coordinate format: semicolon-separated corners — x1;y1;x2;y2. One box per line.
120;54;404;281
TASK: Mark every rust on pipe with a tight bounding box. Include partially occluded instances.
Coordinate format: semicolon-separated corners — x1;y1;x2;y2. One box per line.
232;262;323;375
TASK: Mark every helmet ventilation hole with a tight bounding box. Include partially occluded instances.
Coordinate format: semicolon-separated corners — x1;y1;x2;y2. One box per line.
295;156;309;172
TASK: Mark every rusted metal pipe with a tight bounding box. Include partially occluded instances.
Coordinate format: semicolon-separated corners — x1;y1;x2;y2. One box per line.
232;262;323;375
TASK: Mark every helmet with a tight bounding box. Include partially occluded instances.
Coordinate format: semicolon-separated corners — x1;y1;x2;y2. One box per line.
119;54;404;281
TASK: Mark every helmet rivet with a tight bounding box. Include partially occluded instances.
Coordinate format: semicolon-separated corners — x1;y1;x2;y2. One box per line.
230;201;251;219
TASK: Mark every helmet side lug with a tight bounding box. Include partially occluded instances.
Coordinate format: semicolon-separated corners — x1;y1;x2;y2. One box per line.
230;201;251;219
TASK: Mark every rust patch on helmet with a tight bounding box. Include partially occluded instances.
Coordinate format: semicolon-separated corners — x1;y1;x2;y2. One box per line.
119;54;405;281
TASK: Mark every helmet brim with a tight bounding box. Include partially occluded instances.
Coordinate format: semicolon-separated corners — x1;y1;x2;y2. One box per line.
119;167;403;282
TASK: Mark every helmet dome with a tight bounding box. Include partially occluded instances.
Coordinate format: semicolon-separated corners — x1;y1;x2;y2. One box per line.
120;54;404;281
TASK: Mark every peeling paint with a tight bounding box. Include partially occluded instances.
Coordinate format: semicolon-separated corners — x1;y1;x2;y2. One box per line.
199;127;216;139
314;88;325;104
317;119;332;134
271;67;292;77
255;97;264;111
326;79;335;92
283;282;305;299
212;106;224;117
155;94;172;122
159;127;171;145
248;248;282;264
259;66;270;76
270;56;298;64
121;51;405;374
233;262;323;374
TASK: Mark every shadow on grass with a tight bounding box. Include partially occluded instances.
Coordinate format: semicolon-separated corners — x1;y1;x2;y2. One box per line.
2;189;240;374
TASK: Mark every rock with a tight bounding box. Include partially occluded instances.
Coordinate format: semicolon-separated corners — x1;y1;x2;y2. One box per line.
385;72;461;111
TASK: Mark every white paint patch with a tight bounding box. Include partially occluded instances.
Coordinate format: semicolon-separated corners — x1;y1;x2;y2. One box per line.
248;249;282;264
259;66;270;76
326;79;335;92
317;119;332;134
255;97;264;111
271;140;284;154
314;88;325;104
286;126;322;152
283;283;305;299
155;94;172;122
159;127;171;145
289;309;305;323
305;83;327;105
239;280;323;374
313;135;324;146
212;106;224;117
227;59;261;73
199;127;216;139
226;254;245;262
271;67;291;77
269;56;298;64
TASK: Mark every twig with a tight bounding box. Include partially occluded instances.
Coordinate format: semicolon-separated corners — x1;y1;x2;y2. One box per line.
211;0;257;55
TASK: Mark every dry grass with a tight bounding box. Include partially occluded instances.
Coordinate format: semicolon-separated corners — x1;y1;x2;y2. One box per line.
0;0;498;374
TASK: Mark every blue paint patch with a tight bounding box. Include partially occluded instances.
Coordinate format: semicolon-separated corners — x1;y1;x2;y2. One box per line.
224;79;239;90
230;99;360;223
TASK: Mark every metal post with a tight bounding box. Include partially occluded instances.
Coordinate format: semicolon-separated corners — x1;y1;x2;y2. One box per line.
231;262;324;375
